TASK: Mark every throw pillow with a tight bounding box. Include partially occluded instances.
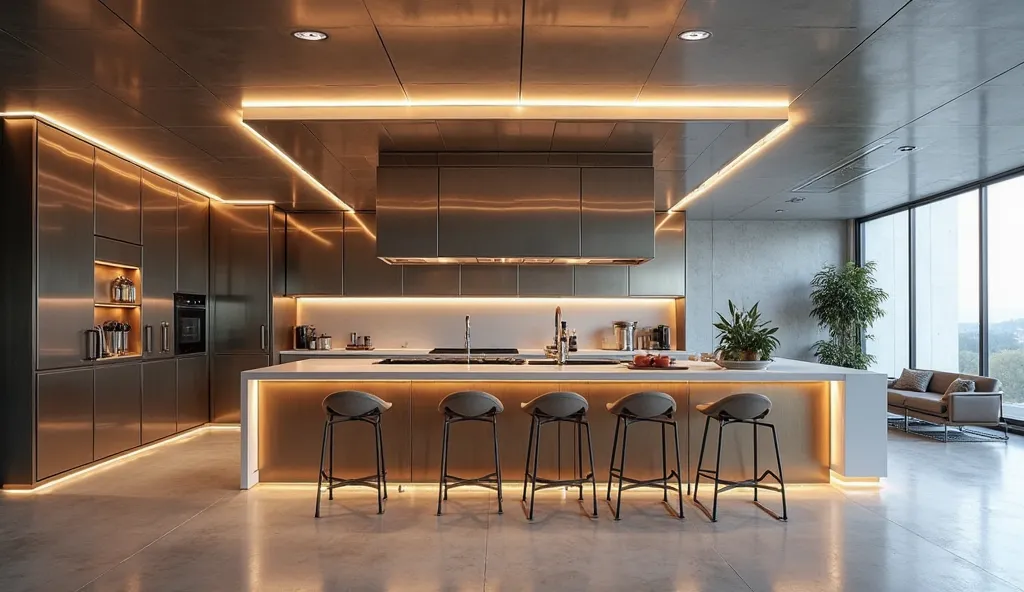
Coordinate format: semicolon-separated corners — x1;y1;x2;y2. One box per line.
890;368;933;393
942;378;976;399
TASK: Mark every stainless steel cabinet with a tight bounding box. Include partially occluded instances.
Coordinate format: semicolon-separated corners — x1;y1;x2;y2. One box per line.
344;213;403;296
176;355;209;431
581;168;654;259
519;266;574;296
141;172;177;359
402;266;460;296
142;359;177;443
94;363;142;459
36;367;94;480
177;187;209;295
211;354;268;423
286;212;343;295
460;266;518;296
629;213;685;296
212;204;270;353
377;167;439;258
36;124;95;371
573;266;629;296
94;150;141;245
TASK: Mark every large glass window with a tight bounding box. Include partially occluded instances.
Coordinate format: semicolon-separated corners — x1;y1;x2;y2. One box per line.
987;176;1024;419
913;191;980;374
862;211;910;377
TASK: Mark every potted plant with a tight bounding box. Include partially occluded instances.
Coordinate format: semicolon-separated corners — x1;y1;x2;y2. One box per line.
713;300;781;368
809;261;888;370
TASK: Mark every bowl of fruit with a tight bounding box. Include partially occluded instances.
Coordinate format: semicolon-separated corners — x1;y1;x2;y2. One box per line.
627;353;684;370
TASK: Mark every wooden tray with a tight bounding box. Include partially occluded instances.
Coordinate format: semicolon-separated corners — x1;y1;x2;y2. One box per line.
626;364;689;370
345;346;376;351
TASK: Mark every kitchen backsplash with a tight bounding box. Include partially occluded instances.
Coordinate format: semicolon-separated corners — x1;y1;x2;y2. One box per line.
296;298;677;350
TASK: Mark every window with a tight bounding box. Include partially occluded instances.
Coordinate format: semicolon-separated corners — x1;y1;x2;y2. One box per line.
913;191;979;374
862;211;910;377
987;176;1024;419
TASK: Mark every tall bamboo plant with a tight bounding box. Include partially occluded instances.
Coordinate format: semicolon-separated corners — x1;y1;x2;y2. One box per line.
809;261;888;369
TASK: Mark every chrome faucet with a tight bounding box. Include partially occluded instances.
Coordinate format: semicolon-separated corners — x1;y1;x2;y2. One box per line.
547;306;569;365
465;315;471;362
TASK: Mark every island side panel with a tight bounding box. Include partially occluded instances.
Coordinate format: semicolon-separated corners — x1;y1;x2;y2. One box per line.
687;382;830;484
832;373;888;479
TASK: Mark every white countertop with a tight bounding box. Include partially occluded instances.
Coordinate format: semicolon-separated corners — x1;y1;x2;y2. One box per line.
244;357;878;382
279;348;687;358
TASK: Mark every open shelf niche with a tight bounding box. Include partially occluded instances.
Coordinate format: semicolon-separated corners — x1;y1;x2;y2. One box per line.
94;237;143;358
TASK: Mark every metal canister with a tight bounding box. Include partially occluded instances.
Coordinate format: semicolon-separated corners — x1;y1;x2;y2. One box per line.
612;321;637;351
318;335;332;351
363;335;372;348
349;332;358;346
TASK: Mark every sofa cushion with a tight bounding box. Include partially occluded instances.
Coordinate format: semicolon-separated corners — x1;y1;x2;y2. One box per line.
942;378;976;399
972;376;1002;393
904;392;947;416
892;368;933;393
927;371;961;395
887;389;917;407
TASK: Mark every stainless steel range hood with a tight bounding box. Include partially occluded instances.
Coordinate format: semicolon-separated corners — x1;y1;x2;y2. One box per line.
376;165;655;265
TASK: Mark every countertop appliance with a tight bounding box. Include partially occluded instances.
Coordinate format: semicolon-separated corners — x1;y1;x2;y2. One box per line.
612;321;637;351
652;325;672;350
294;325;314;350
173;293;206;355
376;357;525;365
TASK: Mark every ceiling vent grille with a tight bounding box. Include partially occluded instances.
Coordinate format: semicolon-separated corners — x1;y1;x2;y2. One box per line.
792;139;919;193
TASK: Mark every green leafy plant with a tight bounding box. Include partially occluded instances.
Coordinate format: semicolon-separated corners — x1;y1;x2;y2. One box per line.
809;261;889;369
713;300;781;361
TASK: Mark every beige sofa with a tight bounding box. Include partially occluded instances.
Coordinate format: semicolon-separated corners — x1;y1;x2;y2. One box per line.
887;370;1008;441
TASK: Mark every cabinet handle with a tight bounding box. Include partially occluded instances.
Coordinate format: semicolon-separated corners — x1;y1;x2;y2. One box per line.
261;324;267;352
144;325;153;353
161;322;170;353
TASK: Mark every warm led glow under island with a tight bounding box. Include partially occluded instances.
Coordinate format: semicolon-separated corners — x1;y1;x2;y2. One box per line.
239;358;887;489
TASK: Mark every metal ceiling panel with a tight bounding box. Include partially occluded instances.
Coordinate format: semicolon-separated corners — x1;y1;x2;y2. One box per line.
100;0;375;29
380;122;446;151
524;0;686;27
522;26;668;86
364;0;521;26
0;31;90;89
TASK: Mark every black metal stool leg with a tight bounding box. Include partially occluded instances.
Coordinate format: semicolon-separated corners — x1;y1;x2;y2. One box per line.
770;423;788;520
753;422;759;502
711;419;724;522
437;417;449;516
492;415;503;514
672;420;684;519
315;417;329;518
378;417;388;500
693;416;711;506
528;418;542;520
522;416;535;502
374;419;383;515
576;420;584;501
606;416;620;501
584;420;598;518
614;420;629;521
661;422;668;503
328;421;335;501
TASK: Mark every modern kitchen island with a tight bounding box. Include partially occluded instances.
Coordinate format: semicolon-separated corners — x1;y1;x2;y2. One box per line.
240;358;887;490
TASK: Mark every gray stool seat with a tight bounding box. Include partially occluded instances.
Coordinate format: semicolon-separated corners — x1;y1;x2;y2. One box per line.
323;390;392;417
439;390;504;417
520;391;597;520
693;392;787;522
521;391;588;418
315;390;391;518
696;393;771;421
606;391;677;419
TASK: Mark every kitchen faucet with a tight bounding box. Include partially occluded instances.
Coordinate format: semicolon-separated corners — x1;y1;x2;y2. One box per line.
465;315;471;363
546;306;569;365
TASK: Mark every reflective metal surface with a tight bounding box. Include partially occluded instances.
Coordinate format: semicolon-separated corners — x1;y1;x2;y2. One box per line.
573;265;629;297
343;213;403;296
581;168;654;259
518;265;574;296
141;358;177;443
438;167;581;258
175;354;208;431
211;354;268;424
402;265;460;296
459;265;518;296
94;149;141;245
93;362;142;459
36;367;94;480
285;213;343;295
176;187;209;295
141;171;177;359
376;167;439;258
211;204;269;353
36;123;95;371
629;213;685;296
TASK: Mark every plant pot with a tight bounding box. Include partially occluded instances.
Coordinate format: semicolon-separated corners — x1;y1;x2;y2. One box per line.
739;350;760;361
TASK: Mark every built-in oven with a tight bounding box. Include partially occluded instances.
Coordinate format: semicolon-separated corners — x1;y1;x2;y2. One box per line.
174;293;207;355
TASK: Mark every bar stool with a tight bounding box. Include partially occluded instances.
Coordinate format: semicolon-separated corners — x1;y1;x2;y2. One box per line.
693;393;788;522
521;391;598;520
314;390;391;518
606;391;685;520
437;390;504;515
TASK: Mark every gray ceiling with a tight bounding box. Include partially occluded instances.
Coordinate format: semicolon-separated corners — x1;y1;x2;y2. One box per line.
1;0;1023;219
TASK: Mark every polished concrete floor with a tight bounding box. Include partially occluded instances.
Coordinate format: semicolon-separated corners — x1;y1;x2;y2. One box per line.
1;427;1022;592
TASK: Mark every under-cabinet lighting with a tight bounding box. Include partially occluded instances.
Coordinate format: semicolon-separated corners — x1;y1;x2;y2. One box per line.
668;121;793;213
241;98;790;109
94;260;140;270
295;297;676;305
1;425;240;495
94;303;141;309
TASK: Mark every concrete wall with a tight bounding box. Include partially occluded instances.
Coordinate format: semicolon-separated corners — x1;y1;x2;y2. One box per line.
685;220;848;361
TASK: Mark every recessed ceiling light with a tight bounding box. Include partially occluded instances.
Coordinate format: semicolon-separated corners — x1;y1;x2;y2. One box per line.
293;30;328;41
896;145;917;153
785;196;806;203
775;209;786;214
678;30;712;41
